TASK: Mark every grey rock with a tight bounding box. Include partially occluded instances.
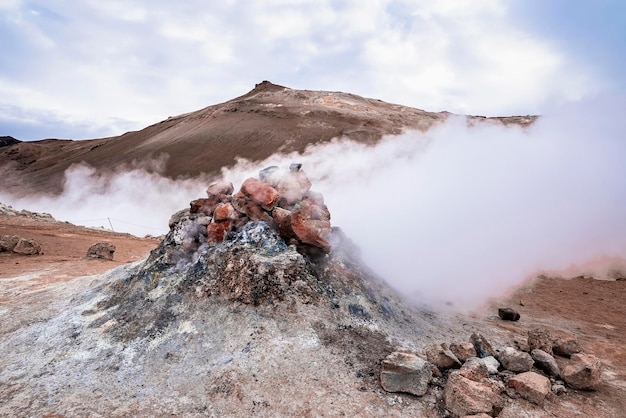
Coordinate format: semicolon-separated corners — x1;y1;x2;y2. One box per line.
552;383;567;395
423;343;462;370
482;356;500;374
531;349;561;378
86;242;116;260
563;353;601;390
470;333;496;358
552;335;583;358
13;238;42;255
459;357;489;382
380;351;432;396
498;347;534;373
0;234;20;252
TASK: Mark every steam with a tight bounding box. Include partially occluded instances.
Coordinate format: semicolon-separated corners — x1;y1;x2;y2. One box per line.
2;95;625;310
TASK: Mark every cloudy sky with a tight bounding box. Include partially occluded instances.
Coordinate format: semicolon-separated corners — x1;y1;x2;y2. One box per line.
1;0;624;141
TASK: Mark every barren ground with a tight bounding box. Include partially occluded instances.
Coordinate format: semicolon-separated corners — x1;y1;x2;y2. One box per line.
1;214;624;416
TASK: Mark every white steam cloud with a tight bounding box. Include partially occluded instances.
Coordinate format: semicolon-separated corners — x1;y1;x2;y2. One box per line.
2;96;625;310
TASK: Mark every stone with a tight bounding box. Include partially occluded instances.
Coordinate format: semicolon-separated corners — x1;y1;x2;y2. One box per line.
241;177;280;211
206;181;234;197
380;351;432;396
482;356;500;374
459;357;489;382
0;234;20;252
507;372;551;406
528;328;553;354
168;209;190;229
213;202;238;222
231;192;275;226
470;333;496;358
498;347;534;373
207;221;232;244
498;307;520;321
13;238;42;255
190;196;220;216
552;335;583;358
423;343;462;370
531;349;561;378
552;383;567;395
86;242;115;260
272;207;296;241
461;414;491;418
276;170;312;208
290;199;331;251
444;371;503;417
562;353;601;390
450;342;477;363
258;166;281;187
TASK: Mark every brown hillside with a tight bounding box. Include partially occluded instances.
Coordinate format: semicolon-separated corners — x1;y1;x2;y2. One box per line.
0;81;536;195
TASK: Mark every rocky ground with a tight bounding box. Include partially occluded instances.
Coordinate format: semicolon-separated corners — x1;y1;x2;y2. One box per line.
1;197;625;417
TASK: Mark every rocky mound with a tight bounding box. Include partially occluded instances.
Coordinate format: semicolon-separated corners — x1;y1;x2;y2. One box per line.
0;170;616;417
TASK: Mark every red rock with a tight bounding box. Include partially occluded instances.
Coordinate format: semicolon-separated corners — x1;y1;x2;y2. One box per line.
507;371;551;405
444;371;503;417
206;181;234;197
272;207;296;241
213;202;238;222
563;353;601;390
190;196;220;215
207;221;231;244
232;192;275;226
241;177;280;211
291;199;331;252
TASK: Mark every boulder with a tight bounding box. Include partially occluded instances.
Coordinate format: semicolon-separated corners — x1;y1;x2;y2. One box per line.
552;335;583;358
459;357;489;382
231;192;275;226
272;207;296;241
531;349;561;378
444;371;503;417
290;199;331;252
498;347;534;373
423;343;462;370
213;202;238;222
482;356;501;374
207;221;232;244
507;372;551;406
206;181;234;197
498;307;520;321
380;351;432;396
450;342;477;363
13;238;42;255
528;328;553;354
86;242;115;260
190;196;220;216
241;177;280;211
0;234;20;252
562;353;601;390
470;333;496;358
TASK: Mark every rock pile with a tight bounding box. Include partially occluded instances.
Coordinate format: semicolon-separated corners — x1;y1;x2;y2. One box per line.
382;328;603;417
181;164;332;256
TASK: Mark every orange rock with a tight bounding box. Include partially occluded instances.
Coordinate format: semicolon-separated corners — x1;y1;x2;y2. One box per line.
291;199;331;252
241;177;280;211
207;220;231;244
213;202;238;222
232;192;275;226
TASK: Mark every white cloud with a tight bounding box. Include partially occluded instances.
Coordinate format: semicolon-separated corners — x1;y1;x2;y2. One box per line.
0;0;609;140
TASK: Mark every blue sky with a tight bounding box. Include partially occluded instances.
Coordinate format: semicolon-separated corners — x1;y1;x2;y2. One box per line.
0;0;624;141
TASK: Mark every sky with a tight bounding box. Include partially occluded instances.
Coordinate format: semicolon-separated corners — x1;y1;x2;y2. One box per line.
0;0;625;141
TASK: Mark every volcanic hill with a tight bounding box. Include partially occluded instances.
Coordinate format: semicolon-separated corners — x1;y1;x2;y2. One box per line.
0;81;536;195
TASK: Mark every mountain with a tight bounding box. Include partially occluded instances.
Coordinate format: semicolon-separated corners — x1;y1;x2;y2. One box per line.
0;81;536;195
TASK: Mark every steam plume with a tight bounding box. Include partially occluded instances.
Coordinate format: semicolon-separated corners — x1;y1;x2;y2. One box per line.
2;96;625;310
